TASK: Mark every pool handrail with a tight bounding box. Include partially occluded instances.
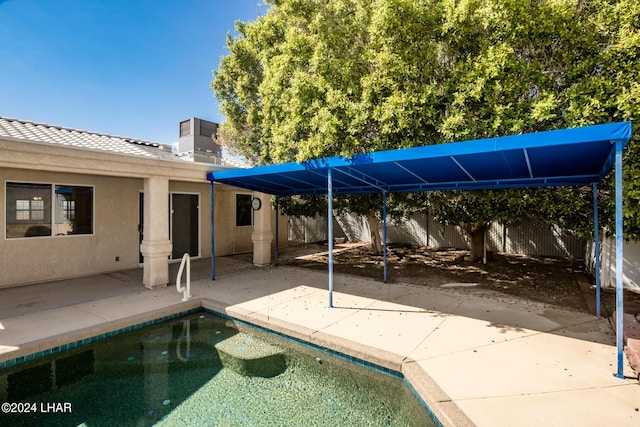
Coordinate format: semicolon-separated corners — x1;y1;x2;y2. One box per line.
176;253;191;302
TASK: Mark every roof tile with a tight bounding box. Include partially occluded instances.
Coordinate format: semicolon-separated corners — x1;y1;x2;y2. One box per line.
0;116;179;161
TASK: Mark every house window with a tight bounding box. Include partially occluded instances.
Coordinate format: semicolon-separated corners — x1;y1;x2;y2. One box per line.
6;182;93;238
54;185;93;235
6;183;52;237
236;194;253;227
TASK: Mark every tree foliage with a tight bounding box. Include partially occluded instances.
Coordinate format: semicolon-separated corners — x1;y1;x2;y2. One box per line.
213;0;640;255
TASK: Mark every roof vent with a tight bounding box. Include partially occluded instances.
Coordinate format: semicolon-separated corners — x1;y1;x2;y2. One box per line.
180;120;191;137
125;139;160;148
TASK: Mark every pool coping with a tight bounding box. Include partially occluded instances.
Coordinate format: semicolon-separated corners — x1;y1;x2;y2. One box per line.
203;299;475;427
0;297;473;427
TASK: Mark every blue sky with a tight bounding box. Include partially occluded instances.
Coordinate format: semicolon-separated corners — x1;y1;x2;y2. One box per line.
0;0;268;144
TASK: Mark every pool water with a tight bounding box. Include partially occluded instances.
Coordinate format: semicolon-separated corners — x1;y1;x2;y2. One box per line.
0;312;436;426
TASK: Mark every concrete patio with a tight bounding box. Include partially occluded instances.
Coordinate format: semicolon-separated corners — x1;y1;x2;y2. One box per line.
0;257;638;426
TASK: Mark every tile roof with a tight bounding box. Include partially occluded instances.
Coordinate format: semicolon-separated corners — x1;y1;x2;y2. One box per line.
0;116;179;161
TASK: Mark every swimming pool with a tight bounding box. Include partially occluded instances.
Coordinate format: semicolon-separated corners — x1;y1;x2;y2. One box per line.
0;311;438;426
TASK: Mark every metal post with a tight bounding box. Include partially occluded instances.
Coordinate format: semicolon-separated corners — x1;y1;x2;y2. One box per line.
328;169;334;308
592;183;601;317
383;191;388;283
483;225;488;265
275;197;279;265
210;181;216;280
615;140;624;379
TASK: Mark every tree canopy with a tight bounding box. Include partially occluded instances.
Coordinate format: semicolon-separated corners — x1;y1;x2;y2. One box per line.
213;0;640;252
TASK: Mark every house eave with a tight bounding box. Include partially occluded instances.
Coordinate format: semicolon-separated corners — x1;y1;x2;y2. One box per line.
0;136;222;183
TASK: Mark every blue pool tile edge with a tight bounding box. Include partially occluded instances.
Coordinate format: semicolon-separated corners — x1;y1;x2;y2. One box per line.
403;378;445;427
2;306;405;384
0;307;200;369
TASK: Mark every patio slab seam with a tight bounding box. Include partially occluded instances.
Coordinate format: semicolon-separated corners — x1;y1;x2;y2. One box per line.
447;380;639;403
407;317;608;364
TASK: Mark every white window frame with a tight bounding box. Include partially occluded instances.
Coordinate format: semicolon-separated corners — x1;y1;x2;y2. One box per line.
4;180;95;240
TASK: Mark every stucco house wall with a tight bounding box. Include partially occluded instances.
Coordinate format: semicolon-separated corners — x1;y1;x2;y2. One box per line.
1;169;142;286
0;117;286;288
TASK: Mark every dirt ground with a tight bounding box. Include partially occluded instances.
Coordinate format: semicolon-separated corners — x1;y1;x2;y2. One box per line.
234;241;640;316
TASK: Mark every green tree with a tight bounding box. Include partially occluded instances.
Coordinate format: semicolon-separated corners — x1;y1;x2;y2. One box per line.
213;0;640;258
214;0;390;250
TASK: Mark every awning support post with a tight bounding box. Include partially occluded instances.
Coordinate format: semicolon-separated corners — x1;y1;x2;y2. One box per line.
328;168;334;308
592;183;601;317
275;197;279;265
383;191;388;283
615;139;624;379
210;181;216;281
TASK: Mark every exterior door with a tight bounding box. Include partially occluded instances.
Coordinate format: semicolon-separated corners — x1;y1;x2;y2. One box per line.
171;193;199;259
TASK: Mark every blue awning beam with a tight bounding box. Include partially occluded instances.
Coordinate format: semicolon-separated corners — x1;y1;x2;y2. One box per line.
207;121;632;378
523;148;534;179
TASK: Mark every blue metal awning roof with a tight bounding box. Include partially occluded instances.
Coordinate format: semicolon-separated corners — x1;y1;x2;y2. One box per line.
207;122;632;195
207;121;633;378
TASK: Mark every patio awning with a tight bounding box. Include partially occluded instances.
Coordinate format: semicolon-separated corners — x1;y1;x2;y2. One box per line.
207;122;631;195
207;121;632;378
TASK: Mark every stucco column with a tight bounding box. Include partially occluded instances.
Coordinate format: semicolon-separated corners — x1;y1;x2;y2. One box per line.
252;192;273;267
140;176;172;288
